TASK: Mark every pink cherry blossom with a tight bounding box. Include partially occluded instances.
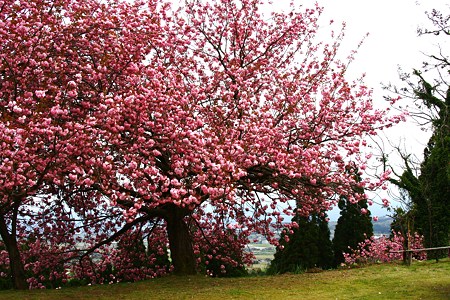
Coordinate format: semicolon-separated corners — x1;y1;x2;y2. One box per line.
34;90;46;98
0;0;404;288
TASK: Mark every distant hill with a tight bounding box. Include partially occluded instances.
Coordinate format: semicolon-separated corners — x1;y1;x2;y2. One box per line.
372;216;393;235
329;216;392;238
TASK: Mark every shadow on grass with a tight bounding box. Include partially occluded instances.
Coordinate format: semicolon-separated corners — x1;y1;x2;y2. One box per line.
421;281;450;300
0;259;449;300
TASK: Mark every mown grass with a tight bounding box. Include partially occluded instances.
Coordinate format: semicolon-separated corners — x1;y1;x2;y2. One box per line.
1;259;449;300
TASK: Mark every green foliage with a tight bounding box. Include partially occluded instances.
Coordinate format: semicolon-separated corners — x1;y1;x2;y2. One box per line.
416;130;450;257
268;212;333;274
389;10;450;258
317;216;334;269
389;207;410;236
332;196;373;266
0;277;12;290
393;53;450;259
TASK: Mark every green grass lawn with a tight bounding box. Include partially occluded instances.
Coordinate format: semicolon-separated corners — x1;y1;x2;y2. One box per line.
1;259;449;300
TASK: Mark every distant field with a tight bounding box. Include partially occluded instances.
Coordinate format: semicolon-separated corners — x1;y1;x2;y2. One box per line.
247;243;275;270
1;259;449;300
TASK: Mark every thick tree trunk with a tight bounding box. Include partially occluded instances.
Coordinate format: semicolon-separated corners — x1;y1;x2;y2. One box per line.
165;209;196;275
0;215;28;290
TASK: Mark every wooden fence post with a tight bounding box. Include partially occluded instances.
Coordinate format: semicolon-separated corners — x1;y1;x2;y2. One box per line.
389;245;450;266
406;250;412;266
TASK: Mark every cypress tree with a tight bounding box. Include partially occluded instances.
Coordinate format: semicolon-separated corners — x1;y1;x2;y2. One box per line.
416;114;450;257
317;215;334;269
269;211;333;274
332;197;373;266
332;166;373;266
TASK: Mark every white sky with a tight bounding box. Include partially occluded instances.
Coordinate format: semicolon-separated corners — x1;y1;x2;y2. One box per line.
293;0;449;220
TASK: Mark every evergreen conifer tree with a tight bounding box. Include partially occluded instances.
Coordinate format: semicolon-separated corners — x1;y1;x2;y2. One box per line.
317;215;334;269
417;131;450;257
269;211;333;274
332;165;373;266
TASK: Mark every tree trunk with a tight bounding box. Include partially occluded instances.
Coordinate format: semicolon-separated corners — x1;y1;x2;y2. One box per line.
165;209;196;275
0;215;28;290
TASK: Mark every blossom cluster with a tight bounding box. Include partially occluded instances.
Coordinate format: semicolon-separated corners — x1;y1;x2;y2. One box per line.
343;231;426;266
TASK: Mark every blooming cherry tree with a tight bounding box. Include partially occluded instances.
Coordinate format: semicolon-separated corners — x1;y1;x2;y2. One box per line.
1;0;403;287
94;0;402;275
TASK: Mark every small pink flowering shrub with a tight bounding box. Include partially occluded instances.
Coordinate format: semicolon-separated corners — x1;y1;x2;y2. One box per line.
0;246;12;289
0;238;71;289
68;227;172;285
109;228;171;282
343;231;426;266
192;214;254;277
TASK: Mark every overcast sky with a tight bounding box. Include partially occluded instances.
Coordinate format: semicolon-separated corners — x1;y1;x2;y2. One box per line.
291;0;449;219
262;0;449;220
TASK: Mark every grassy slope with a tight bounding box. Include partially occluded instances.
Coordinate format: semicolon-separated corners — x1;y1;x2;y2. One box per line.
1;259;449;300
